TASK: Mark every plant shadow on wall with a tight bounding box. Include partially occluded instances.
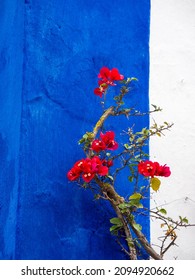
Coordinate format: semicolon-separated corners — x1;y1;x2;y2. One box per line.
67;67;195;260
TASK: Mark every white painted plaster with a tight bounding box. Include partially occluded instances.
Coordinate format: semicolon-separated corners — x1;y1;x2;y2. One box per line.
150;0;195;259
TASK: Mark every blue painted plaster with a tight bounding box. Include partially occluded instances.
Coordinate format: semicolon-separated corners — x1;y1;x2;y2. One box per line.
0;0;150;259
0;0;24;259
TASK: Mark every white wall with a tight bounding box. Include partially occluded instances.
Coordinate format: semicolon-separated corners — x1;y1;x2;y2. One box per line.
150;0;195;259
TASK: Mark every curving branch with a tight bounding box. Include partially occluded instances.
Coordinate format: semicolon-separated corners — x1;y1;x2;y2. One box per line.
89;105;164;259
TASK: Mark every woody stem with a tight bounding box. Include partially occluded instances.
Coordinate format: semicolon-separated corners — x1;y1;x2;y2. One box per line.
94;176;137;260
92;106;115;139
91;105;163;260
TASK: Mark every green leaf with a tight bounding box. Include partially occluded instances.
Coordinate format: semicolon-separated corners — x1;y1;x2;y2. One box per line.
179;216;189;224
130;77;138;81
107;175;114;182
110;218;122;226
110;225;120;232
182;217;189;224
110;217;124;235
125;77;138;84
159;208;167;215
124;143;130;149
132;222;142;232
128;176;134;182
129;193;143;209
126;238;136;248
151;104;162;111
78;138;84;144
141;127;149;135
129;200;143;209
78;132;92;144
118;203;129;210
150;177;161;191
114;96;120;101
129;163;137;168
129;193;142;200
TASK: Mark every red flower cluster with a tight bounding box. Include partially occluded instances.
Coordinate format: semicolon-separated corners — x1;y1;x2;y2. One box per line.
98;67;124;86
67;156;109;183
91;131;118;153
94;66;124;97
138;160;171;178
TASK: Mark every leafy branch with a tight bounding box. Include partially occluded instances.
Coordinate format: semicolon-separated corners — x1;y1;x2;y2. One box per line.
67;67;195;260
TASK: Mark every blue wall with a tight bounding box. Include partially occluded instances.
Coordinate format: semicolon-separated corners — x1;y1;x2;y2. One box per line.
0;0;24;259
0;0;150;259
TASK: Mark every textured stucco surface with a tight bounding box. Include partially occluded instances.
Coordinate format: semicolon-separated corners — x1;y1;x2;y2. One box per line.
0;0;23;259
150;0;195;259
0;0;150;259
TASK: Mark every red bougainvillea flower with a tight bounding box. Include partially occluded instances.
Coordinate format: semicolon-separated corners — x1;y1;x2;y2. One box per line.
102;159;113;168
98;67;124;86
91;139;106;152
138;160;156;177
138;160;171;178
100;131;119;150
82;156;108;182
82;172;95;183
94;87;104;97
160;165;171;177
67;168;81;181
80;158;94;182
91;156;108;176
67;156;109;183
67;159;86;181
94;83;108;98
73;159;85;172
154;162;171;177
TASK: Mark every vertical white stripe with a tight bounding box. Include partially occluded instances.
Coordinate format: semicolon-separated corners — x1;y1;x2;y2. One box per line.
150;0;195;259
